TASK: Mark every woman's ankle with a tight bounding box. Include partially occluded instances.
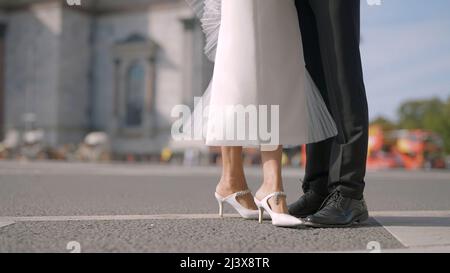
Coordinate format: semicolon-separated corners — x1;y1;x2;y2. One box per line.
255;181;283;200
256;184;288;213
216;176;248;195
216;176;258;210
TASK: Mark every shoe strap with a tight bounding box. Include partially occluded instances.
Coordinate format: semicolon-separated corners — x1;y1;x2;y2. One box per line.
262;191;286;206
234;189;251;198
216;189;251;201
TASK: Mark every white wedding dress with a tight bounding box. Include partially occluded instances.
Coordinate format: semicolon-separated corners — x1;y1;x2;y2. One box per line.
185;0;337;147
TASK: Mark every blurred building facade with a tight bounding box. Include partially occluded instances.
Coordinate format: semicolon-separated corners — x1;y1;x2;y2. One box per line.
0;0;212;155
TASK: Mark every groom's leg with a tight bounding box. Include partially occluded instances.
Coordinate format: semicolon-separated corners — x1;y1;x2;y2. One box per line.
295;0;332;198
310;0;369;199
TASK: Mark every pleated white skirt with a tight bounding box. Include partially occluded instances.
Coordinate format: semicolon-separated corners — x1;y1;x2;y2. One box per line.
186;0;337;147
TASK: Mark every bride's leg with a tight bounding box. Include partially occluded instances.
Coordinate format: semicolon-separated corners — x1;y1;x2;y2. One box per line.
256;145;288;213
216;146;258;210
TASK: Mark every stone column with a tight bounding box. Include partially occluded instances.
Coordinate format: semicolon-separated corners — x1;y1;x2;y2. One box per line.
0;24;6;139
143;56;157;138
180;17;197;106
109;57;129;136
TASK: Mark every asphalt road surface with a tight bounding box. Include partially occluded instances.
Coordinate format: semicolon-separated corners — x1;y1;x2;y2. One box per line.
0;161;449;253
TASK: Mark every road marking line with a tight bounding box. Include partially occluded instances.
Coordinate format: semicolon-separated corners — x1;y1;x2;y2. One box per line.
1;210;448;221
377;245;450;253
371;210;450;217
0;221;15;228
327;244;450;253
0;214;241;223
371;210;450;248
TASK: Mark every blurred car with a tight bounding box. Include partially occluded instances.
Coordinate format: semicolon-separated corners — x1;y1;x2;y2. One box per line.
368;125;446;170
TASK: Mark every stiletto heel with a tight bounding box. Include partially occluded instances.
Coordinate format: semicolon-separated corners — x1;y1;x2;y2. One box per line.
258;207;264;224
254;198;264;223
214;190;269;220
255;192;303;227
217;198;224;217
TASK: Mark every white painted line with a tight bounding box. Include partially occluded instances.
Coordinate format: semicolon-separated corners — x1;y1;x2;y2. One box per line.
371;210;450;248
0;221;15;228
380;245;450;253
327;244;450;253
0;214;241;223
371;210;450;217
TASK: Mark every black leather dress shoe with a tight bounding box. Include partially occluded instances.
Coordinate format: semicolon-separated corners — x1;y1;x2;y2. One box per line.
288;190;326;218
304;190;369;228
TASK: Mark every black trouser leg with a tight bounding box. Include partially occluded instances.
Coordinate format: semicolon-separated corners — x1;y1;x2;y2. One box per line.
295;0;332;198
296;0;369;199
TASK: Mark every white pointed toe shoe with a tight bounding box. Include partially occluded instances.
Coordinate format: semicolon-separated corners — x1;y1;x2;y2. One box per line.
254;192;303;227
215;190;269;220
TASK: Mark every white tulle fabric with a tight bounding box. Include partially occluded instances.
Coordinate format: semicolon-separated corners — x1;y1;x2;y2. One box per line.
186;0;221;61
184;0;337;147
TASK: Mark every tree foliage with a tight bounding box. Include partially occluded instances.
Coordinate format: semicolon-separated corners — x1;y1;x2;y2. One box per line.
371;97;450;154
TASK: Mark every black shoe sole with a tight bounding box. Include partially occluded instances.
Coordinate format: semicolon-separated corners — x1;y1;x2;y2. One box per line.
303;211;369;228
291;212;317;219
289;208;322;219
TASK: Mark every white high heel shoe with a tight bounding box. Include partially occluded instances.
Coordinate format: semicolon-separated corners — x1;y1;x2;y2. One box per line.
254;192;303;227
215;190;269;220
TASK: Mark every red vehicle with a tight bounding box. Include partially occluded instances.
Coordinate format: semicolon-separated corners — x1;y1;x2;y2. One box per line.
367;126;404;169
367;125;446;170
391;130;446;169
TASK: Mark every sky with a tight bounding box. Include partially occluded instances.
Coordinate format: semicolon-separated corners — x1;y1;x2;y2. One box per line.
360;0;450;121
